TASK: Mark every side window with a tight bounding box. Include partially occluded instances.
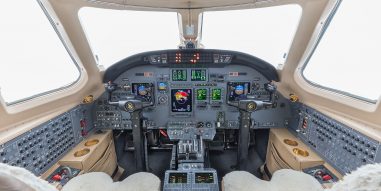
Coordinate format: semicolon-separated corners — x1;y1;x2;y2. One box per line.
0;1;80;104
302;0;381;102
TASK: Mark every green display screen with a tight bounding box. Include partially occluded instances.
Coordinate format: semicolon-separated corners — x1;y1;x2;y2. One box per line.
196;89;207;100
211;89;222;100
191;69;207;81
172;69;187;81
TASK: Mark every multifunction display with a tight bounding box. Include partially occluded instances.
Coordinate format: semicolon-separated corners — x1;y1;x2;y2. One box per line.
191;69;207;81
168;173;188;183
171;89;192;112
196;89;207;101
227;82;250;102
195;173;214;183
211;89;222;101
172;69;187;81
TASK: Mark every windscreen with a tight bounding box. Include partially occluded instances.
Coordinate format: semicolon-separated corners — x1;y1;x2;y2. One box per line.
79;8;180;68
202;5;302;68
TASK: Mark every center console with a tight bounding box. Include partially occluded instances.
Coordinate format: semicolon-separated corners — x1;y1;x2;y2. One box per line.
163;125;219;191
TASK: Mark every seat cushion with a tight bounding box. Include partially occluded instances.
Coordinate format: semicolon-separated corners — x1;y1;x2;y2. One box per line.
0;172;35;191
0;163;57;191
223;171;274;191
62;171;161;191
61;172;115;191
223;170;323;191
271;169;323;191
114;172;161;191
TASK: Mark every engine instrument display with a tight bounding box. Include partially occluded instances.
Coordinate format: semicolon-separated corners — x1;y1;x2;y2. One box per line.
195;173;214;184
132;83;154;102
168;173;188;183
227;82;250;102
172;69;187;81
191;69;207;81
196;89;207;101
171;89;192;112
211;89;222;101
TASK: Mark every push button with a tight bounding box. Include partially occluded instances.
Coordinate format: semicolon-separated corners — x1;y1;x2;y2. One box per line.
322;174;332;181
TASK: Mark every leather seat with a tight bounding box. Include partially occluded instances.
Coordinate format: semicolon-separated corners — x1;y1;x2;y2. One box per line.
222;163;381;191
222;169;322;191
62;172;161;191
0;163;160;191
0;163;57;191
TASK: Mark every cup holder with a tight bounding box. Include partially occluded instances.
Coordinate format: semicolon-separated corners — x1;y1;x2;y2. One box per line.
85;139;99;147
283;139;298;146
74;148;90;157
293;148;309;157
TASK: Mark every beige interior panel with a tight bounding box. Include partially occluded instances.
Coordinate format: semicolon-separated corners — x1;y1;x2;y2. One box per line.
266;128;344;182
266;128;324;174
59;130;117;175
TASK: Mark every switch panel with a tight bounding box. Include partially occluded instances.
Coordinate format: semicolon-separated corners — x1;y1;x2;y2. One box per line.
294;104;381;174
0;105;92;175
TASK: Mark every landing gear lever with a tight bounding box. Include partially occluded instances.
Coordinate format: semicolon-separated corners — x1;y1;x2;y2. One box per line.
228;82;277;170
105;82;153;172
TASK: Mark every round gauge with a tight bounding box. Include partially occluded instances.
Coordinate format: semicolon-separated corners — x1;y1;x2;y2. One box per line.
175;91;189;104
235;85;244;95
138;85;148;96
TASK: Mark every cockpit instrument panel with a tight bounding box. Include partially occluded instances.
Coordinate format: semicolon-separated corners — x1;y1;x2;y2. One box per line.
95;49;292;130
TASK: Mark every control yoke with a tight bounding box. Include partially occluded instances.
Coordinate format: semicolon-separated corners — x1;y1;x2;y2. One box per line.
227;82;277;170
105;82;153;112
105;82;153;172
228;82;277;112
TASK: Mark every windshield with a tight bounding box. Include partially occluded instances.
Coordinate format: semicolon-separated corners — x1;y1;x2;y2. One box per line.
79;5;301;69
79;8;180;68
201;5;302;68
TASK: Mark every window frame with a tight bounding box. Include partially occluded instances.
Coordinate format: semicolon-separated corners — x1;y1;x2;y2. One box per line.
300;0;377;104
4;0;82;106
